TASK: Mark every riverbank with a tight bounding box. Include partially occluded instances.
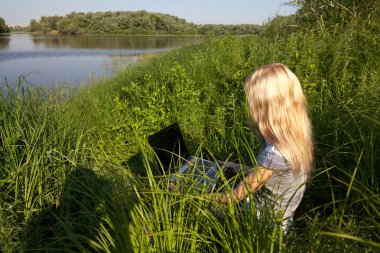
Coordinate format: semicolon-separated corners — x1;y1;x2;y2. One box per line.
1;29;379;251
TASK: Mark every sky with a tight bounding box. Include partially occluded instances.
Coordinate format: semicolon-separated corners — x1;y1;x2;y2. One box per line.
1;0;297;26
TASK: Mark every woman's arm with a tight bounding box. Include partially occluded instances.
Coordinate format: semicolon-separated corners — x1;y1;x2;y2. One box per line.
215;167;273;204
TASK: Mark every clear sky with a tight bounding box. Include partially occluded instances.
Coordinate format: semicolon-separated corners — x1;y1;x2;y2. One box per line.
1;0;297;26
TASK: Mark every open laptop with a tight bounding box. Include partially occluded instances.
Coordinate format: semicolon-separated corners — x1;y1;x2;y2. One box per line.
148;122;239;192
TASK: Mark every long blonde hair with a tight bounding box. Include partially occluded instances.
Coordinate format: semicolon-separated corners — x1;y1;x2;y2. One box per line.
244;63;313;176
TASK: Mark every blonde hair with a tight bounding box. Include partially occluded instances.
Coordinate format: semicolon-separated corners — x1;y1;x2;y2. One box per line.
244;63;313;176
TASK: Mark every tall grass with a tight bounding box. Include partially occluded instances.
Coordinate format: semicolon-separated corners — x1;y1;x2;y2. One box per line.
0;79;92;251
0;26;379;251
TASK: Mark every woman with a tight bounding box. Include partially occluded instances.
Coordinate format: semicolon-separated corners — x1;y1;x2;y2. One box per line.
215;63;314;233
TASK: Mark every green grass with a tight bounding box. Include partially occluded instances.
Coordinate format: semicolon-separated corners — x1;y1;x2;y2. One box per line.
0;27;379;252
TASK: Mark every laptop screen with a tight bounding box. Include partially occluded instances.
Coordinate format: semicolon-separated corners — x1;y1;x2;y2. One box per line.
148;122;189;171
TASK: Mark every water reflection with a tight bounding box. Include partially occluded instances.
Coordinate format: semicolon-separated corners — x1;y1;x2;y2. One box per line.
0;34;10;50
30;34;201;49
0;33;202;87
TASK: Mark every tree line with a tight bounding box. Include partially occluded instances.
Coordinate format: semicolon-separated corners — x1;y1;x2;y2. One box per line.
27;11;262;35
3;1;379;35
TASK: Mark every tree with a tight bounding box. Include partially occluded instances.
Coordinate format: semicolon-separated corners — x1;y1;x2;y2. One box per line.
0;17;10;33
263;15;298;36
39;15;63;32
29;19;40;32
291;0;380;30
57;18;80;35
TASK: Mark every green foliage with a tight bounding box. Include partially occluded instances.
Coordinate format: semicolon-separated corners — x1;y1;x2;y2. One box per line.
262;15;299;37
0;17;10;33
291;0;380;32
197;24;262;35
28;19;40;32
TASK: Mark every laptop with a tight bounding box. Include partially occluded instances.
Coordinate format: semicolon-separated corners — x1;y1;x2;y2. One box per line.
148;122;239;192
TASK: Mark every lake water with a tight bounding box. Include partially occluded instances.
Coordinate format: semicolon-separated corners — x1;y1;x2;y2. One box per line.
0;33;201;88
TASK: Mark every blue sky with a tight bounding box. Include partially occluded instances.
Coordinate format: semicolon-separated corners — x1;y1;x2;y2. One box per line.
1;0;297;26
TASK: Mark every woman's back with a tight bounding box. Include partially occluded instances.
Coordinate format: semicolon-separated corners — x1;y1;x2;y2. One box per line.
256;140;307;233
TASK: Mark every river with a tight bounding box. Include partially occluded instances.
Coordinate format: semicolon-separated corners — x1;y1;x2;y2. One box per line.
0;33;201;88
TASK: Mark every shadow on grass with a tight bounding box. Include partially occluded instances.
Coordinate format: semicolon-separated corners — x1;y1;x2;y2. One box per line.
22;166;135;252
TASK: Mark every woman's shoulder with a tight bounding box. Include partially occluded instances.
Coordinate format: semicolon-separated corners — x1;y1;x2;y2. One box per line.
257;140;289;171
259;139;284;159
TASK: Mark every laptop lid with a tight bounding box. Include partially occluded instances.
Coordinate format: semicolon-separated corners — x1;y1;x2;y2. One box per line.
148;122;189;171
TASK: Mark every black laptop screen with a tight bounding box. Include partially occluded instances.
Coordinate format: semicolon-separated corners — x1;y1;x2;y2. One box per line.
148;122;189;170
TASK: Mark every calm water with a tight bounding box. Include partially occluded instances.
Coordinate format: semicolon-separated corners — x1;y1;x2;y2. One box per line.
0;33;201;88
